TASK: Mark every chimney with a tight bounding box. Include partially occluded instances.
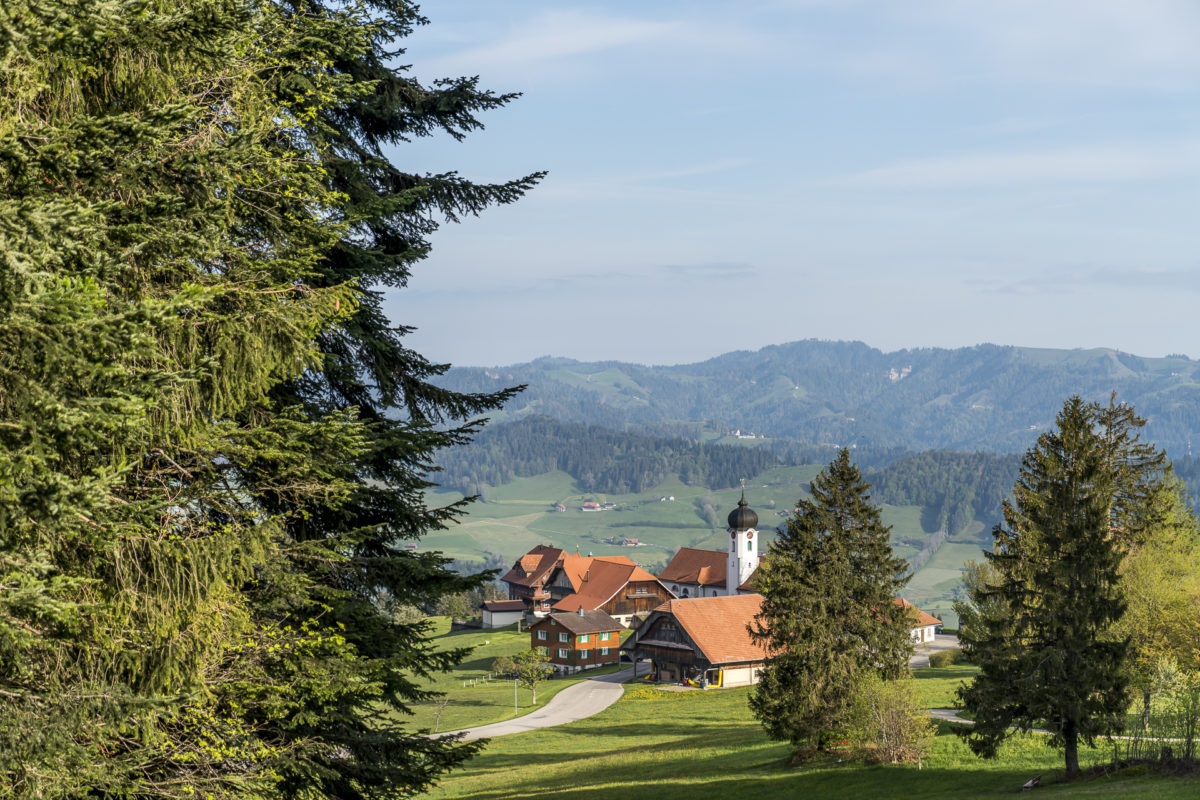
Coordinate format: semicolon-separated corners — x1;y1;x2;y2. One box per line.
577;606;585;616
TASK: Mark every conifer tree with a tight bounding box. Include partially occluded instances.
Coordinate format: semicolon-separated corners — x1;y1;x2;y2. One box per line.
957;396;1166;776
750;449;911;754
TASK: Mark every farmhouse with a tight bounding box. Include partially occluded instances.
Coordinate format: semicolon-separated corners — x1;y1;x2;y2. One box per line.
897;597;942;643
550;557;674;626
625;594;766;687
500;545;589;614
530;609;622;674
501;546;675;623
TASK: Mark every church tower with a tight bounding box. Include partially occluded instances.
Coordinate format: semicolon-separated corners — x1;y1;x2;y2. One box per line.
726;491;759;594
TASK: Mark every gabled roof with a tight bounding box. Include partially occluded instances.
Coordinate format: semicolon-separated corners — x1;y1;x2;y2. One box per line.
532;609;622;635
500;545;565;588
649;594;766;665
554;551;591;591
895;597;941;627
480;599;526;613
551;557;662;612
658;547;727;587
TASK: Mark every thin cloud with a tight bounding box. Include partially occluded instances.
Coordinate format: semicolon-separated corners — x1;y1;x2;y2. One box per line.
662;262;758;279
829;141;1200;190
982;267;1200;295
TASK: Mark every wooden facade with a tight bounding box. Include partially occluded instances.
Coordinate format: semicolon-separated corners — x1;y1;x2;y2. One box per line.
530;611;622;673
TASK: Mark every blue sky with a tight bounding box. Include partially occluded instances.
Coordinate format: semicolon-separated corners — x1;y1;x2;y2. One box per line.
384;1;1200;367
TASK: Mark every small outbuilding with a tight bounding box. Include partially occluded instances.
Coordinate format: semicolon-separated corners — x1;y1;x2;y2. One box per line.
480;599;526;629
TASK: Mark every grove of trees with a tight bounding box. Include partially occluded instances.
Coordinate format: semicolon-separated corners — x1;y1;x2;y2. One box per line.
0;2;533;797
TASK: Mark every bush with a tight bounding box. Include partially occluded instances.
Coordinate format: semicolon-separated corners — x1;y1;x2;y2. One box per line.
850;674;937;764
929;648;965;668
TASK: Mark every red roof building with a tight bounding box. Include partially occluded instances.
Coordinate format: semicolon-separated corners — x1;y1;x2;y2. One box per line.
896;598;942;643
625;594;767;687
551;556;675;626
657;547;728;598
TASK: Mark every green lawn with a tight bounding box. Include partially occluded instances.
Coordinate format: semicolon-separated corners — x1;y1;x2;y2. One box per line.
406;618;631;733
429;668;1198;800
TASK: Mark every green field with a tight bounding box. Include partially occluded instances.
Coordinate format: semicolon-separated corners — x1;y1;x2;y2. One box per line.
421;466;987;625
429;667;1194;800
405;617;630;733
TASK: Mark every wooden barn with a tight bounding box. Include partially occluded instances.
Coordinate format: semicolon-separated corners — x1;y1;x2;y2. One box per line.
625;594;767;688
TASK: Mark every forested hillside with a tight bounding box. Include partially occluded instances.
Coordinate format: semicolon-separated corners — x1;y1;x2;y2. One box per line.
872;451;1022;537
439;341;1200;455
434;416;776;496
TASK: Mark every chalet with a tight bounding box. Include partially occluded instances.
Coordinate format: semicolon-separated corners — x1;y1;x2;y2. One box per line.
896;598;942;643
550;556;675;626
531;610;622;674
582;501;601;511
625;594;767;687
500;545;589;614
480;599;526;629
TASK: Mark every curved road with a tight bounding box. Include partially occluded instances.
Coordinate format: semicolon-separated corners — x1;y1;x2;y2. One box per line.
434;666;636;742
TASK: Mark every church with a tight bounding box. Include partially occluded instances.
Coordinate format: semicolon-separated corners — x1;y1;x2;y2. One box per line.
657;492;761;598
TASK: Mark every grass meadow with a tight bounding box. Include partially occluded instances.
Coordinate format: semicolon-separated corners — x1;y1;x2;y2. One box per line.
428;668;1198;800
422;465;983;624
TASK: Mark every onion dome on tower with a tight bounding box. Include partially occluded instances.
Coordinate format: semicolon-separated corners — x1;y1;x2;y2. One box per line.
727;492;758;531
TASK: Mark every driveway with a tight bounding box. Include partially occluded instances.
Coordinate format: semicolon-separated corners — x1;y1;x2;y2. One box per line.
433;666;636;741
910;633;960;669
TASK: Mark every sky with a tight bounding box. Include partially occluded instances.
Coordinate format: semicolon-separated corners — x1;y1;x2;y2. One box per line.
383;0;1200;368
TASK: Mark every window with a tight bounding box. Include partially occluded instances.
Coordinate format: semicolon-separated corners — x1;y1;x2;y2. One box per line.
537;647;549;656
537;630;547;640
747;540;752;552
580;649;589;659
600;647;610;656
600;632;610;641
558;632;569;642
557;648;569;659
578;634;589;644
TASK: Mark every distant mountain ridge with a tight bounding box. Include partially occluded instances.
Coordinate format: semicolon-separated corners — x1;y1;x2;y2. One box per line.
440;340;1200;455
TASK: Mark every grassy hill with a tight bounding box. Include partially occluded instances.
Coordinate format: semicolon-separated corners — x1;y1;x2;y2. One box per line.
423;464;976;625
427;666;1193;800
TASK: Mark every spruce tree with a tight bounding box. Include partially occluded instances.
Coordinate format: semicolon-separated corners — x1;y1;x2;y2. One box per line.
750;449;911;754
957;396;1164;776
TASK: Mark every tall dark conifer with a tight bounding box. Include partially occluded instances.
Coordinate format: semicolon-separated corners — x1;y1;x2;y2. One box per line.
228;2;543;797
957;396;1162;776
750;449;911;754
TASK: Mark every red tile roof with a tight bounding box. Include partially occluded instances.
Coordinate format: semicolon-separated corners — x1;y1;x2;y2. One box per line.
651;594;767;665
551;556;662;612
895;597;941;627
500;545;565;588
658;547;727;587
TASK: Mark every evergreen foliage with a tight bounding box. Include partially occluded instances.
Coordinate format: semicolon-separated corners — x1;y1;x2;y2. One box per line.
0;1;535;797
956;396;1168;777
434;416;776;496
749;450;912;754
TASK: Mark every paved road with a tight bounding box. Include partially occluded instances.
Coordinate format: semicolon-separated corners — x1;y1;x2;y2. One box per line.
433;666;636;741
